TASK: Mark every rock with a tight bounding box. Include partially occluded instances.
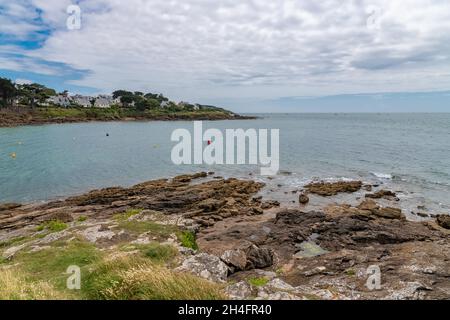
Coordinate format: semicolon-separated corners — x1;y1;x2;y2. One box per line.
225;281;253;300
252;207;264;215
362;185;373;191
0;203;22;212
384;281;432;300
221;242;274;272
413;212;430;218
198;199;227;212
81;225;116;243
365;190;397;199
357;199;379;212
238;242;274;270
261;200;280;210
305;181;362;196
298;193;309;205
436;215;450;229
376;207;403;219
266;278;295;291
221;249;247;271
2;243;27;260
357;200;403;219
177;253;229;283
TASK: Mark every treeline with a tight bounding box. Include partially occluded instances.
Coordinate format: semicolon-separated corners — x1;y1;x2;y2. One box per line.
0;77;223;113
0;77;56;109
112;90;171;110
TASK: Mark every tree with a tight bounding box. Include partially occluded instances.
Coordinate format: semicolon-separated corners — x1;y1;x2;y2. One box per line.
0;78;17;108
112;90;133;100
18;83;56;108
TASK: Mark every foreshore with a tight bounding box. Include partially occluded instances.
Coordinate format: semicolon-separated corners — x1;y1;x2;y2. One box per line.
0;108;255;128
0;172;449;300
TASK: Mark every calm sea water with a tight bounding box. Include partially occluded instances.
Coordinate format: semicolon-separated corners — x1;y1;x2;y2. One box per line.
1;114;449;215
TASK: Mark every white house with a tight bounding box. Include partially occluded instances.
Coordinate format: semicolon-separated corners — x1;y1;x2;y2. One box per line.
94;95;115;108
46;95;72;108
72;95;93;108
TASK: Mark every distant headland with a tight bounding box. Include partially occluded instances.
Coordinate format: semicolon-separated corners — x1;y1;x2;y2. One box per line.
0;77;253;127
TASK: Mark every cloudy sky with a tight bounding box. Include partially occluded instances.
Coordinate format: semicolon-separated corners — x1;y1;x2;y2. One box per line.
1;0;450;112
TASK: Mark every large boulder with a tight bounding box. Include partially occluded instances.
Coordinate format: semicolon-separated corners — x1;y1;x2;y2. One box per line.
177;253;229;283
221;241;274;272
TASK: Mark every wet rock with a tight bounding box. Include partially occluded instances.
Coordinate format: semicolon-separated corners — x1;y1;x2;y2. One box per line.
376;207;403;219
305;181;362;196
252;207;264;215
177;253;229;283
436;215;450;229
357;200;403;219
261;200;280;210
365;190;397;199
298;193;309;205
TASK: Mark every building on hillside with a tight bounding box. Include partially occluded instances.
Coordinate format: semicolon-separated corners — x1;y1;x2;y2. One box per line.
160;101;170;108
94;95;115;108
72;95;93;108
46;95;72;108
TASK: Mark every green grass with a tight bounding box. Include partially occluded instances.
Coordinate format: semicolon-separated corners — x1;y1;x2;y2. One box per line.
13;239;101;292
345;269;356;276
120;243;178;264
248;277;269;287
36;220;68;233
143;243;178;263
0;236;27;249
114;208;143;221
177;231;198;250
77;216;87;222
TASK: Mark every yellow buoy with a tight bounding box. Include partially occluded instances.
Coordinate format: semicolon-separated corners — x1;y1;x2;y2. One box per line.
10;152;16;159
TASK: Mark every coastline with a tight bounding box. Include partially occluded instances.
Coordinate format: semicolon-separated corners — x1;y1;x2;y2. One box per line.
1;172;449;300
0;108;256;128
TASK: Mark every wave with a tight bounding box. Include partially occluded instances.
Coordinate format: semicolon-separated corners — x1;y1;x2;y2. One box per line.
371;172;393;180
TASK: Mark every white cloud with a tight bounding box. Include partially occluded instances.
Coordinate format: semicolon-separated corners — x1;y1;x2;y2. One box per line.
15;78;33;85
2;0;450;106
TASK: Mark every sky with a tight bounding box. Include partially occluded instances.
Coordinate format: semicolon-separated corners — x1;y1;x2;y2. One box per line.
1;0;450;112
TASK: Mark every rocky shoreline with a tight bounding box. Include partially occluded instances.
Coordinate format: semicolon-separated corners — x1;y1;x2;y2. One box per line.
0;109;255;128
1;173;449;300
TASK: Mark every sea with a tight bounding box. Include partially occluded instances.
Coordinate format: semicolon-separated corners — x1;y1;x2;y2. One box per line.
1;113;449;217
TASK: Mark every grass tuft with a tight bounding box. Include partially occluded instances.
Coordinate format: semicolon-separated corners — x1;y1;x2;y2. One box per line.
36;220;68;233
177;231;198;250
248;277;269;287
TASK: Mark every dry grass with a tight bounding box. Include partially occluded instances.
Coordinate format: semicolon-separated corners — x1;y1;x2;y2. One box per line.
83;256;226;300
0;268;66;300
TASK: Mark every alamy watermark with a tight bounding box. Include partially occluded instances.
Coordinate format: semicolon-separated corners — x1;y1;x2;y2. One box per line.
67;4;82;30
66;265;81;290
366;265;382;290
171;121;279;176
